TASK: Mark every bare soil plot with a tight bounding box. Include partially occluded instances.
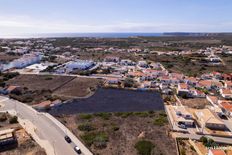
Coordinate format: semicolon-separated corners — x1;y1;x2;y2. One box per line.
57;111;177;155
53;77;102;99
180;98;210;109
7;74;75;91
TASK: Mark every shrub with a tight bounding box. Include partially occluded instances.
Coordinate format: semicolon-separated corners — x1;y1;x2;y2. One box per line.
124;78;135;88
135;140;154;155
94;113;112;120
111;124;120;131
180;148;186;155
0;113;7;122
79;114;92;120
9;116;18;124
115;112;133;118
80;132;108;149
78;123;95;132
133;112;149;117
153;114;167;126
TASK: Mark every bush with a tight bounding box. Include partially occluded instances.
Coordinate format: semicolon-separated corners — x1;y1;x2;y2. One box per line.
3;72;19;81
111;124;120;131
124;78;135;88
153;114;167;126
135;140;154;155
180;148;186;155
80;132;108;149
115;112;133;118
0;113;7;122
94;113;112;120
79;114;92;120
78;123;95;132
9;116;18;124
133;112;149;117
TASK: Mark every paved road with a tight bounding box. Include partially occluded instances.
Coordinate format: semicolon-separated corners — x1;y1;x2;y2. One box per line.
174;132;232;144
0;96;92;155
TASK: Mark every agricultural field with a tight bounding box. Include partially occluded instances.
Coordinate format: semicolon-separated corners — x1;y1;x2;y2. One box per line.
57;111;176;155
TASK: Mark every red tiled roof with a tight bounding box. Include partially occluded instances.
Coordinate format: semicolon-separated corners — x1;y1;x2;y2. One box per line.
210;149;226;155
220;102;232;112
179;83;188;89
221;89;232;94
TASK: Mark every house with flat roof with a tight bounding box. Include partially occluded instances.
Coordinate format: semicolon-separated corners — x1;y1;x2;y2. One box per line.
195;109;226;130
171;106;194;127
0;129;17;151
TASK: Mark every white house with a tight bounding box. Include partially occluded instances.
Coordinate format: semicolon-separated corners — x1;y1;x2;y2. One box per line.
65;60;94;71
219;88;232;99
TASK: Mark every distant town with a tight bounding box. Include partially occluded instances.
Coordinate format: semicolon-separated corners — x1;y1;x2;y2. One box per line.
0;35;232;155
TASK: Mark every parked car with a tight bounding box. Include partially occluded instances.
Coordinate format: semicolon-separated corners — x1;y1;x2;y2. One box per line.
64;135;72;143
74;146;82;154
178;124;187;129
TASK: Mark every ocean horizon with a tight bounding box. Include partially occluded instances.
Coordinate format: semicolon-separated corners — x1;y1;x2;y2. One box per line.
0;33;163;39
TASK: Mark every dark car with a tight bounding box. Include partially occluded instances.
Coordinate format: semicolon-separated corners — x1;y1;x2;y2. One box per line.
64;135;72;143
74;146;82;154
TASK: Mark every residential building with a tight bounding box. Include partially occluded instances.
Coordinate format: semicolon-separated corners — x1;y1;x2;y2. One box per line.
195;109;226;130
225;81;232;89
219;101;232;117
208;149;226;155
219;88;232;99
0;129;17;151
65;60;95;71
104;56;119;62
177;83;190;97
170;106;194;127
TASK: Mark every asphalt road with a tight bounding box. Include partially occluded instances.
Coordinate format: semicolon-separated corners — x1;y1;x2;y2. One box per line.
0;96;92;155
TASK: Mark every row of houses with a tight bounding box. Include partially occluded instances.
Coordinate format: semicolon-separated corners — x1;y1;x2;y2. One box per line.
0;53;43;71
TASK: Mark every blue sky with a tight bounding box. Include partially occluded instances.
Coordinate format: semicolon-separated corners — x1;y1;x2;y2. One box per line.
0;0;232;35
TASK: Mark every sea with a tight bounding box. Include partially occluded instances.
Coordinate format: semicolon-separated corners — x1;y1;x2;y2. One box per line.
0;33;163;39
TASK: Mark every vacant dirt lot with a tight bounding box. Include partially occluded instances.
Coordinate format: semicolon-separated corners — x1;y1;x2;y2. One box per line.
53;77;102;99
0;53;20;62
7;74;75;91
57;111;177;155
180;98;210;109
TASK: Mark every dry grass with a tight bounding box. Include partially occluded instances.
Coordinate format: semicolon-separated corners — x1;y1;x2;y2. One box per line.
0;53;20;62
7;74;75;91
57;112;176;155
180;98;210;109
53;77;102;99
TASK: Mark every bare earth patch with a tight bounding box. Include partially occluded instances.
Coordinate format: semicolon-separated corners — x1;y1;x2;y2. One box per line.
180;98;210;109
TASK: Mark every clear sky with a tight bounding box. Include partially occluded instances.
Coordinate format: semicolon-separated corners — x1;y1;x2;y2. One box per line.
0;0;232;35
